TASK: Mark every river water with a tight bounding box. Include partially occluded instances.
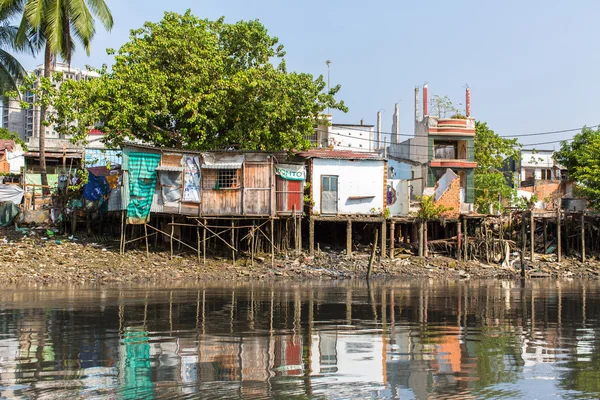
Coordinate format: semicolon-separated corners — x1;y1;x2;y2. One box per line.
0;280;599;399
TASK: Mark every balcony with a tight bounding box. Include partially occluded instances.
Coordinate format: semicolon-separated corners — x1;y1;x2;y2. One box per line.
430;140;477;169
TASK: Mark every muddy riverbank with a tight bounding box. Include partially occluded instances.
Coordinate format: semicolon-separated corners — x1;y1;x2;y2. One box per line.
1;227;599;284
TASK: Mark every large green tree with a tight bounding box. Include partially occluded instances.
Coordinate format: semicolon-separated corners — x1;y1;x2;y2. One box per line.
555;126;600;209
53;11;347;151
0;0;113;188
0;5;36;94
474;121;521;213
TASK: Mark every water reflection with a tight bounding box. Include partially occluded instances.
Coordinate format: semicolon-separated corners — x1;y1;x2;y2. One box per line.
0;280;599;399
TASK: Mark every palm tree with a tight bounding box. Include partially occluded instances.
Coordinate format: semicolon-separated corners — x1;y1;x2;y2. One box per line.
0;4;35;95
0;0;113;188
0;22;27;94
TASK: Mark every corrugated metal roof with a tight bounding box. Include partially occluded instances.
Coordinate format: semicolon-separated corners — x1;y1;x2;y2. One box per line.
297;149;385;161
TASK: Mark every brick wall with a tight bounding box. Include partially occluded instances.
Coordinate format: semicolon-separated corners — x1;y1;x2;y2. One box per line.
519;181;561;210
434;176;461;219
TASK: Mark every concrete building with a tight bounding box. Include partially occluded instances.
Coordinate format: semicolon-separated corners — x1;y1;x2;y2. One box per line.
388;85;477;214
299;149;386;216
518;149;566;184
310;116;376;153
2;63;100;144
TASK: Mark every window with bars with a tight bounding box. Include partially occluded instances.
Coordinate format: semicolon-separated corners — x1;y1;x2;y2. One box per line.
202;168;241;189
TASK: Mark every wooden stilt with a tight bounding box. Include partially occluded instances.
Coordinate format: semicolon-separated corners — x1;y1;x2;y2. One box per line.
418;221;424;257
203;218;207;265
463;218;468;261
309;217;315;256
231;220;236;266
389;221;395;259
120;210;125;255
270;218;275;267
581;213;586;262
251;221;255;267
457;219;462;261
521;216;526;277
144;223;150;261
530;212;535;262
543;218;548;255
170;215;174;260
297;215;302;252
367;229;379;280
196;225;201;264
557;208;562;262
346;219;352;256
423;221;428;258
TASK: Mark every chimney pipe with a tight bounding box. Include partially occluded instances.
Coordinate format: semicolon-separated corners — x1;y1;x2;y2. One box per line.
423;84;429;116
466;88;471;117
393;103;400;144
377;111;382;151
414;87;419;132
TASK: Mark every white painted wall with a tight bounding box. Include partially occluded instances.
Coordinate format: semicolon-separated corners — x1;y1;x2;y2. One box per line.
311;158;385;215
521;150;555;168
6;144;24;174
327;125;374;152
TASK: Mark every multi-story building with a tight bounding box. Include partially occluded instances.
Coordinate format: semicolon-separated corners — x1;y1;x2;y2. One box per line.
388;85;477;215
2;62;99;144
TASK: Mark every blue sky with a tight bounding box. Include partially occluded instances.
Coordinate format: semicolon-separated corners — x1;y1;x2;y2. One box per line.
14;0;600;149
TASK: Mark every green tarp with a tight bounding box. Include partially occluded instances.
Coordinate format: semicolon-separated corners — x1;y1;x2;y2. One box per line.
0;202;19;227
126;152;161;224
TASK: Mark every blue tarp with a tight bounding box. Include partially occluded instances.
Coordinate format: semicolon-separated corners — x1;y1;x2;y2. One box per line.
82;174;110;201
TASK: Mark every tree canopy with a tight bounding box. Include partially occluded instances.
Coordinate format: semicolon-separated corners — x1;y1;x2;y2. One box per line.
555;126;600;209
55;11;347;151
474;121;521;213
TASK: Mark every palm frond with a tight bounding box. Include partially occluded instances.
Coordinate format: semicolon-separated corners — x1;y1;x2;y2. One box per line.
82;0;112;30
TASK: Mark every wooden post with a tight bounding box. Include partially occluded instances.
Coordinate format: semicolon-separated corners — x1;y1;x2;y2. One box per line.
309;217;315;256
144;223;150;261
557;208;562;262
463;218;468;261
581;213;586;262
203;218;207;265
120;210;125;255
389;221;395;259
251;221;255;267
231;220;236;266
381;221;387;258
418;221;424;257
367;229;379;280
170;215;174;260
297;215;302;252
423;221;428;258
270;218;275;267
543;218;548;255
346;219;352;256
196;225;201;264
521;217;526;277
457;219;462;261
530;212;535;262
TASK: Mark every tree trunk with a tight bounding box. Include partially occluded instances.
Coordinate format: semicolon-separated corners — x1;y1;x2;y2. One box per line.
39;44;52;194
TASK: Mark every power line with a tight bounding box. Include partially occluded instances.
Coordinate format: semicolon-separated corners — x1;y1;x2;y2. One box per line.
326;120;597;139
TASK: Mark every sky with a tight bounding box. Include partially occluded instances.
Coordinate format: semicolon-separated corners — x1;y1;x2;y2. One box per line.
12;0;600;149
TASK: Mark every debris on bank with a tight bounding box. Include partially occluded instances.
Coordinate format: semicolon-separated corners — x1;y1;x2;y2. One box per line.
2;227;600;284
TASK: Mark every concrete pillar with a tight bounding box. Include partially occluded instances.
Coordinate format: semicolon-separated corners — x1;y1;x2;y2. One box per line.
381;221;387;259
346;219;352;256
